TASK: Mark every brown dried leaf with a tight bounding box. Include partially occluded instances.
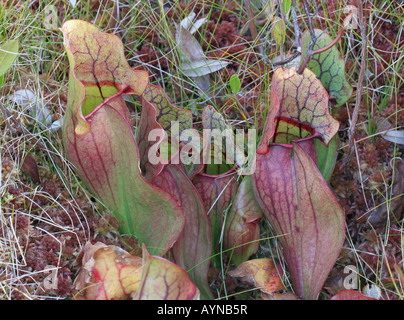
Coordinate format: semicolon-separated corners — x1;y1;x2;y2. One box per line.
367;159;404;228
229;258;285;295
43;5;59;30
175;25;228;87
176;25;205;62
394;263;404;287
20;153;40;183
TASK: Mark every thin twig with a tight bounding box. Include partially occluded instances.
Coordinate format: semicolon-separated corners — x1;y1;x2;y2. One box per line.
314;11;355;55
291;0;301;50
297;2;354;74
297;33;324;74
303;0;315;35
272;51;300;67
313;27;343;54
297;0;321;74
348;0;367;155
338;125;404;150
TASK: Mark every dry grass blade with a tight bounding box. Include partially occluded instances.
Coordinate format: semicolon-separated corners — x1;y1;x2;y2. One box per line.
348;0;367;154
0;0;403;301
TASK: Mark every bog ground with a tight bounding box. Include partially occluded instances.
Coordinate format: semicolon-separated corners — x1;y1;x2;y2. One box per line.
0;0;403;300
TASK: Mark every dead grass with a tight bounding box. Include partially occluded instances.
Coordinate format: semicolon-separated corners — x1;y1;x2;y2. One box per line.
0;0;403;300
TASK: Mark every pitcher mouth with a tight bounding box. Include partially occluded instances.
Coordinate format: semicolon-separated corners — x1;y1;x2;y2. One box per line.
84;85;130;120
268;116;319;146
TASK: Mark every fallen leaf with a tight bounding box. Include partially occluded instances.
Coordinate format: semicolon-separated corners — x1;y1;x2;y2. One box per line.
367;159;404;228
343;5;359;29
49;118;63;132
362;284;382;299
323;265;350;296
382;130;404;145
181;59;230;78
229;258;285;295
175;22;228;93
43;5;60;30
180;11;197;30
8;89;53;130
19;153;40;184
176;24;205;61
180;11;208;35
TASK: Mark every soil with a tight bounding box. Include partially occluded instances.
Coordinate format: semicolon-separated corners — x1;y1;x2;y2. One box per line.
1;0;403;300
